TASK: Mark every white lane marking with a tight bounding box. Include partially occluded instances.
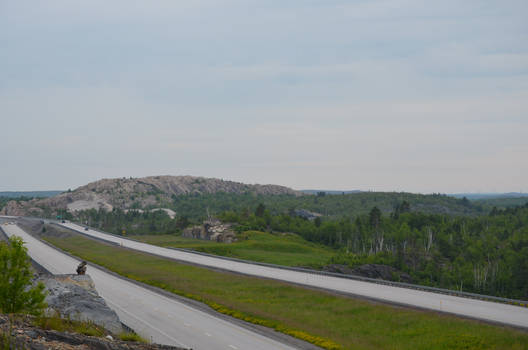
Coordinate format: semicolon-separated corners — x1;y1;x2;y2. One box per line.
205;332;212;337
229;345;238;349
184;322;191;327
104;299;190;348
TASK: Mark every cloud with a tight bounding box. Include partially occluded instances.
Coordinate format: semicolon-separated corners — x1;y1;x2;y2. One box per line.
1;1;527;192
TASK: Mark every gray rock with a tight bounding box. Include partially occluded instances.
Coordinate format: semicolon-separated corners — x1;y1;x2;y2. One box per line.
292;209;322;220
25;330;38;339
38;274;123;334
0;313;188;350
183;219;237;243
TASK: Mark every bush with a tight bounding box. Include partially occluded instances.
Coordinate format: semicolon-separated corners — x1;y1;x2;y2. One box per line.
0;236;47;315
118;332;147;343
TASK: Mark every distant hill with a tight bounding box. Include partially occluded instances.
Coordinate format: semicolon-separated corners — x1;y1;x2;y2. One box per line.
0;191;63;198
449;193;528;208
0;176;300;217
1;176;503;219
450;192;528;200
301;190;362;195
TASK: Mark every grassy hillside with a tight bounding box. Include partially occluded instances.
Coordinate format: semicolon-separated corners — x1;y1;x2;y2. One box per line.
42;232;528;350
130;230;335;267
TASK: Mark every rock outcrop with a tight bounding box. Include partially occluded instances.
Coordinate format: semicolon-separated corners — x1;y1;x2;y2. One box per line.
1;200;44;217
1;175;301;216
182;219;237;243
38;274;123;334
292;209;322;220
323;264;413;283
0;314;187;350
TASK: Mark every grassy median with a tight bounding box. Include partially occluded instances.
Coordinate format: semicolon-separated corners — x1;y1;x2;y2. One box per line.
129;230;335;267
42;234;528;350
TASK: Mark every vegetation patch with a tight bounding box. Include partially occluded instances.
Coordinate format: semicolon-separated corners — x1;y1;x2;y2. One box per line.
118;332;148;343
130;230;335;267
43;234;528;350
32;315;107;337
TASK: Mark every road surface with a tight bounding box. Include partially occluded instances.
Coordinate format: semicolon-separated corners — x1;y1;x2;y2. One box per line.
59;221;528;328
1;223;300;350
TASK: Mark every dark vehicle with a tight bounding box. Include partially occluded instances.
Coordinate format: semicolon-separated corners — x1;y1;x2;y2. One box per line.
84;227;89;231
61;220;65;223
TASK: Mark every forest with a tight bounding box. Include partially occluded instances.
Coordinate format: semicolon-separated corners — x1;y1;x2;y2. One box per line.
218;202;528;299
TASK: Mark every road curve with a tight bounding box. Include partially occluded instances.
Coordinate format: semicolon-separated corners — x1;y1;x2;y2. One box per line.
60;221;528;328
1;223;300;350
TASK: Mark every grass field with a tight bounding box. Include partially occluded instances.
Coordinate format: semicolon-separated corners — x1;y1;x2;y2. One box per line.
42;233;528;350
129;230;335;267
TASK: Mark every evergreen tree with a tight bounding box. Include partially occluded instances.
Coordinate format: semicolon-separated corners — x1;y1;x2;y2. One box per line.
0;236;47;315
255;203;266;217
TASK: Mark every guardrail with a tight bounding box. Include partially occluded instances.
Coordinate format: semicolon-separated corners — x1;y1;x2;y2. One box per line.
48;219;528;310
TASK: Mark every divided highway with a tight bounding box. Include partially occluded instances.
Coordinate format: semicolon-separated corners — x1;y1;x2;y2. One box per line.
60;221;528;328
1;223;299;350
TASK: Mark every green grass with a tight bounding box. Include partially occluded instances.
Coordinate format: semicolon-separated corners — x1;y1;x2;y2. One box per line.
118;332;148;342
32;315;107;337
130;230;335;267
43;234;528;350
32;315;146;342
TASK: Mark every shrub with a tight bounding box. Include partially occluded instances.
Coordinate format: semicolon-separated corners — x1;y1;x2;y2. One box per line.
0;236;47;315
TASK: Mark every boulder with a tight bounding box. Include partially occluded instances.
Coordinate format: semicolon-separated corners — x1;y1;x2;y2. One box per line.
182;219;236;243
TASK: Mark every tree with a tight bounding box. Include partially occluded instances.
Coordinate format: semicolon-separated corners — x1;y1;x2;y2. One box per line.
369;207;382;229
255;203;266;217
0;236;47;315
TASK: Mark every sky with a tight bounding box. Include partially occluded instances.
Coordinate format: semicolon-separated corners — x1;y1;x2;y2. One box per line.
1;0;527;193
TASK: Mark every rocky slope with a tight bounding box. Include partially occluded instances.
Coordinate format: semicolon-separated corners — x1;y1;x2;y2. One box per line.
39;274;123;334
0;314;186;350
1;175;301;216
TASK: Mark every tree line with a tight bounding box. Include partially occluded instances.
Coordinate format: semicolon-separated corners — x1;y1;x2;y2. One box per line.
219;202;528;299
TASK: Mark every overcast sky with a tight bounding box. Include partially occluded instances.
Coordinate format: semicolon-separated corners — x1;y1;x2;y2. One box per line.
1;0;527;193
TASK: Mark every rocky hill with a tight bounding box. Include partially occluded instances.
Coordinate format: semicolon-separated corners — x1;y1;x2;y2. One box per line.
0;176;301;216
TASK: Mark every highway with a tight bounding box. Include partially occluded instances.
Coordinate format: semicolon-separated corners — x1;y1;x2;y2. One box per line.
1;223;300;350
60;221;528;328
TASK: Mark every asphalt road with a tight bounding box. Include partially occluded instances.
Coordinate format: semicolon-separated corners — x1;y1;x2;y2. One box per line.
60;222;528;328
2;223;300;350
